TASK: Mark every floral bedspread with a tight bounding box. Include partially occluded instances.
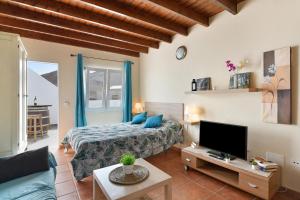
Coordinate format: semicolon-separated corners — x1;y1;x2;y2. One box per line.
62;120;183;180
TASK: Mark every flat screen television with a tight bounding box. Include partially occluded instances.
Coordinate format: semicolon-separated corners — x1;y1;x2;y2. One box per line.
199;120;248;160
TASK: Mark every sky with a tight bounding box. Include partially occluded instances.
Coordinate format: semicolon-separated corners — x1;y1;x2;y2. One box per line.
28;61;58;75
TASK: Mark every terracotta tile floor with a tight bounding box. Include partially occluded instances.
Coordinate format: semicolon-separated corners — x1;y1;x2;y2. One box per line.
52;148;300;200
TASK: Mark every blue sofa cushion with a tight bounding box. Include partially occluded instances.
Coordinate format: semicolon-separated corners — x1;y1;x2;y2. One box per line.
131;112;147;124
0;146;49;184
0;168;56;200
48;152;57;176
144;114;163;128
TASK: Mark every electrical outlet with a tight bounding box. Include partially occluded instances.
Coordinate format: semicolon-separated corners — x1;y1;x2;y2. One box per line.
291;160;300;168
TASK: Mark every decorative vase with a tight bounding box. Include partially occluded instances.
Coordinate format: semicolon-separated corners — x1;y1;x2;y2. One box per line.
33;96;38;106
251;165;257;170
123;165;134;175
229;74;238;89
191;79;197;91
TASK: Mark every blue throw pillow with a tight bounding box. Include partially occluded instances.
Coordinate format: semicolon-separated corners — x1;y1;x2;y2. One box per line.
131;112;147;124
144;114;163;128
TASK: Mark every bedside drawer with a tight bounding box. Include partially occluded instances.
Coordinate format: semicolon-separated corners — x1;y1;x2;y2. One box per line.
181;151;197;168
239;173;268;199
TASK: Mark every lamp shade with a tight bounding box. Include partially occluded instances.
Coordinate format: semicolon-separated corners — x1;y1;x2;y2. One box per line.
185;105;202;122
135;103;143;113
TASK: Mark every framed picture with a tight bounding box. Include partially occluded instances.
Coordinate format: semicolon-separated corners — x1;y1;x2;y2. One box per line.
262;47;291;124
197;77;211;90
237;72;251;88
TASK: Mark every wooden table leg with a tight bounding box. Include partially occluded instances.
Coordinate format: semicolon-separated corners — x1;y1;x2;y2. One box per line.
33;117;37;141
39;115;43;137
164;181;172;200
93;176;103;200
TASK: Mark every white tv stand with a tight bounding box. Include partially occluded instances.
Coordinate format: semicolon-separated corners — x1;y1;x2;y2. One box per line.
182;146;280;200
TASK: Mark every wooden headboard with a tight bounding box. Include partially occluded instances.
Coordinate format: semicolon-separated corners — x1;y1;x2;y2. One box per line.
144;102;184;122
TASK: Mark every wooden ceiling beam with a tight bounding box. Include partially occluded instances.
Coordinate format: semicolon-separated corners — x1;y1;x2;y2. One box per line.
0;24;139;57
82;0;188;36
148;0;209;26
0;15;148;53
208;0;237;15
11;0;172;42
0;1;159;49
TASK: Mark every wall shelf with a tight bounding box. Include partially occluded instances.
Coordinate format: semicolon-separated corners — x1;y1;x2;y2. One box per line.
185;88;262;94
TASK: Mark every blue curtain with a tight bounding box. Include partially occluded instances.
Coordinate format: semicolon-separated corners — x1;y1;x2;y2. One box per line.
75;54;87;127
122;61;132;122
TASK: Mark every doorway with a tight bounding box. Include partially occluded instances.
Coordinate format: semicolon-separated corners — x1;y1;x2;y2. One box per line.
26;61;59;150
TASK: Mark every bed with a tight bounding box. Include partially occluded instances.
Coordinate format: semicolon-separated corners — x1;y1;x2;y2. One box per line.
62;102;184;180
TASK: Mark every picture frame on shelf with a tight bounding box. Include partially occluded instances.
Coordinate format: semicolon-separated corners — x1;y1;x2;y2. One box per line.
237;72;251;88
229;72;251;89
196;77;211;90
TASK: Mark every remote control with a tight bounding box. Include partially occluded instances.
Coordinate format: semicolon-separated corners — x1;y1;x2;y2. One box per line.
209;154;224;160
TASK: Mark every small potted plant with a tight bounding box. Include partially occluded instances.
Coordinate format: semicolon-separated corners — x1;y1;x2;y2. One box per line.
250;159;258;170
120;153;136;175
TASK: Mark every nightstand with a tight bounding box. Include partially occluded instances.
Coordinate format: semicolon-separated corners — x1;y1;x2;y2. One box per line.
180;120;200;145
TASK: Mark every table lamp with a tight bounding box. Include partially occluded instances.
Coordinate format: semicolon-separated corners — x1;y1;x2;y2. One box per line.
134;102;143;113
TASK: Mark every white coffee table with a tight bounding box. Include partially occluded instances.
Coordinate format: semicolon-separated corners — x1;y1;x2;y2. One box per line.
93;158;172;200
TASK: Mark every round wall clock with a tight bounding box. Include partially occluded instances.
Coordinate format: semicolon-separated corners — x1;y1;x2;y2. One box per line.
176;46;187;60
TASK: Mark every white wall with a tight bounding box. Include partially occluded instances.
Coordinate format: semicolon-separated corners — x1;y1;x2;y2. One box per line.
140;0;300;192
27;68;58;124
21;38;140;143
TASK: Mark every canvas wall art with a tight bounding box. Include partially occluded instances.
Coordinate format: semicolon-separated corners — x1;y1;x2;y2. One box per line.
262;47;291;124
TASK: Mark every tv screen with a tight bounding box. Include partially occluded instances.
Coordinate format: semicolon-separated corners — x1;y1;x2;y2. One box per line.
199;120;248;160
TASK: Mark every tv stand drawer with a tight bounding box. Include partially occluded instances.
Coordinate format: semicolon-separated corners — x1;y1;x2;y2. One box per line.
239;173;268;199
182;151;197;168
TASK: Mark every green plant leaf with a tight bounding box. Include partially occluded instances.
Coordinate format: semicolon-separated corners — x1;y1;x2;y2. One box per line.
120;153;136;165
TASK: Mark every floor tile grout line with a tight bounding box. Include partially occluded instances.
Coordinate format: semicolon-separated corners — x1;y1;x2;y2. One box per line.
190;175;223;195
215;185;235;200
203;192;218;200
71;173;82;199
178;175;222;200
215;185;226;193
55;154;80;199
56;189;77;198
56;191;78;199
55;178;74;185
215;185;227;193
66;154;81;200
216;185;255;200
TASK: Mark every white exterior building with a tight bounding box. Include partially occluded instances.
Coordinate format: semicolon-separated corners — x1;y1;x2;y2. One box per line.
27;68;58;125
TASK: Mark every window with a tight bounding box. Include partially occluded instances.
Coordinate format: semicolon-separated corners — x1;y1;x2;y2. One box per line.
86;67;122;110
